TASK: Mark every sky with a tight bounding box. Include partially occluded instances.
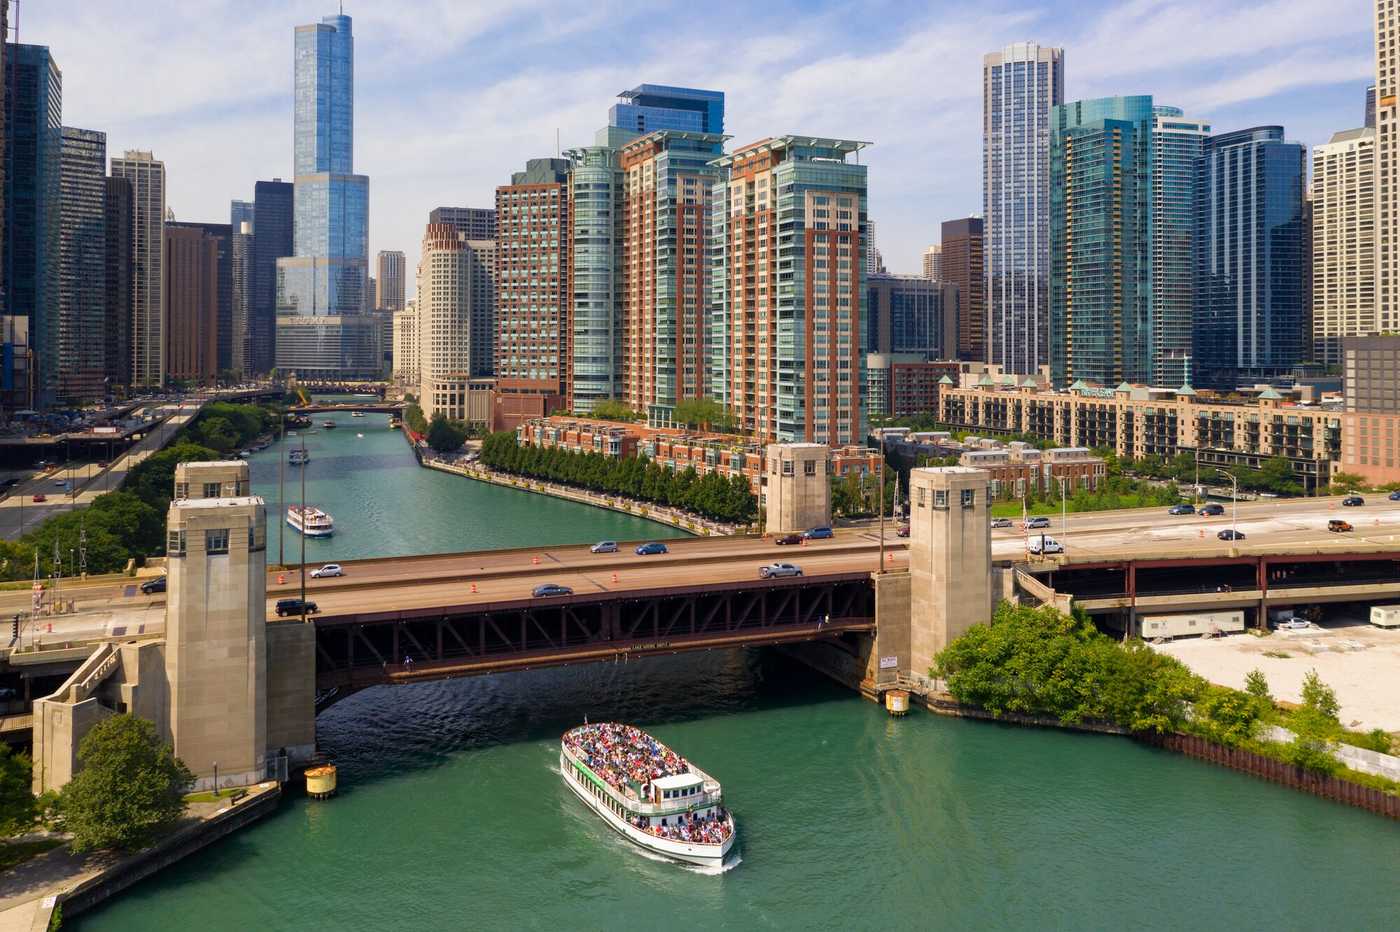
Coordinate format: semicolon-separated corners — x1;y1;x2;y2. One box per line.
27;0;1377;281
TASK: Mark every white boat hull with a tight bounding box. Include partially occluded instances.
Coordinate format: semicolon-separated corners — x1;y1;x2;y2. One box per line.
560;751;733;867
286;516;334;537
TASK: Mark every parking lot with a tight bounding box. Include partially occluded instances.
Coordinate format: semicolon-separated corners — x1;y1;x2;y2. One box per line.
1154;611;1400;732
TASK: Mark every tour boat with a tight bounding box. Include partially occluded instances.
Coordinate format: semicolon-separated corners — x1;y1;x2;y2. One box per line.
286;505;334;537
560;723;735;867
289;449;310;466
351;411;365;418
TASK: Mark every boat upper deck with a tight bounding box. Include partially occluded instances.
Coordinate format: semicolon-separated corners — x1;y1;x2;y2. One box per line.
562;723;719;808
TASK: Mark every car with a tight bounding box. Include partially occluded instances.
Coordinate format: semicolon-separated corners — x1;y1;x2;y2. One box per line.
896;525;910;538
1276;617;1311;631
31;493;46;503
1217;528;1246;541
139;576;167;594
634;542;669;556
1342;495;1365;507
310;563;344;578
1198;503;1225;516
1390;490;1400;502
1328;519;1353;533
759;562;803;579
990;517;1013;529
53;477;68;487
1027;536;1064;555
590;541;618;554
774;533;803;545
96;461;109;469
802;526;834;540
532;583;574;598
1024;516;1051;530
1168;503;1195;516
275;598;319;617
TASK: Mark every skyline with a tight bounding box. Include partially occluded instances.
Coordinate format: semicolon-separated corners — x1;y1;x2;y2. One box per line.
25;0;1376;277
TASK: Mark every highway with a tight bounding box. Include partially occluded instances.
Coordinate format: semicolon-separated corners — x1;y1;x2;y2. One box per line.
8;492;1399;627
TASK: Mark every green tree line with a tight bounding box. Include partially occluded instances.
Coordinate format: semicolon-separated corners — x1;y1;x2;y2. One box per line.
479;432;757;525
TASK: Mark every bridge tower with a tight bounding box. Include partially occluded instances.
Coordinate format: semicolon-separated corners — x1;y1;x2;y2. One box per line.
906;466;993;690
765;443;832;535
164;495;269;790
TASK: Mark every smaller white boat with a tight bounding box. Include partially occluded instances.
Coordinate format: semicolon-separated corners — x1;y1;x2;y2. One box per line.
289;449;309;466
351;412;365;418
286;505;334;537
356;433;364;438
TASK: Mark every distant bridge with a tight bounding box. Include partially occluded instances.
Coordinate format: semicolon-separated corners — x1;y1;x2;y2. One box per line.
292;402;404;414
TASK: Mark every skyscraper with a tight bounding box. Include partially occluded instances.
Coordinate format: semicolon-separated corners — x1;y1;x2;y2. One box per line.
103;176;133;389
251;179;292;373
1193;127;1307;388
375;249;405;311
1050;96;1154;387
230;199;255;232
1312;127;1376;365
416;224;494;419
4;44;61;407
111;150;166;387
610;85;724;135
922;244;942;280
567;136;629;414
427;207;495;240
864;220;882;275
1376;1;1399;337
231;220;252;373
866;273;959;359
1151;106;1210;387
983;42;1063;375
276;11;376;378
496;158;570;425
58;126;107;402
0;1;10;322
620;130;724;423
163;224;219;383
940;218;984;361
709;136;869;445
171;221;232;372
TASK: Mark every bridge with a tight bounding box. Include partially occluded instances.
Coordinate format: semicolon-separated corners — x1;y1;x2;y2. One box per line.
291;402;404;414
288;380;388;398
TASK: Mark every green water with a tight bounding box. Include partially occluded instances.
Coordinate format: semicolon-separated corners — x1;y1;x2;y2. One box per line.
68;399;1400;929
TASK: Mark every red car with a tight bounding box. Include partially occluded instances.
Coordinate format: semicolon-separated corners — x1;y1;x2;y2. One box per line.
896;525;910;538
32;493;46;503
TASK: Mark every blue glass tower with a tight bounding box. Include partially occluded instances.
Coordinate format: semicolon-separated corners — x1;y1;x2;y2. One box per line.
277;12;376;378
610;85;723;135
1050;96;1154;387
1192;127;1306;389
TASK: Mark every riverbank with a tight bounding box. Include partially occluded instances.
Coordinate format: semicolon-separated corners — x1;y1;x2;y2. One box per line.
421;456;738;537
0;782;280;930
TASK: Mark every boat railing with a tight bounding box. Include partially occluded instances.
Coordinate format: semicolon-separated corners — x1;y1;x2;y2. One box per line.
562;744;722;815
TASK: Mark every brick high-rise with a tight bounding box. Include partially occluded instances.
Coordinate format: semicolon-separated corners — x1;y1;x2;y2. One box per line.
940;218;984;361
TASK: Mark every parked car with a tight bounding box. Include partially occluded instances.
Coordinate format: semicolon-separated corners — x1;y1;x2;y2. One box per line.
1217;528;1246;541
310;563;344;578
275;598;319;617
634;542;669;556
1198;503;1225;516
990;517;1013;529
896;525;910;538
1275;617;1311;630
1024;516;1051;530
1390;490;1400;502
1342;495;1365;507
590;541;618;554
802;526;834;540
1168;503;1195;516
31;493;46;503
1328;519;1353;533
532;583;574;598
139;576;167;594
774;533;803;545
759;562;803;579
1027;536;1064;555
53;477;68;487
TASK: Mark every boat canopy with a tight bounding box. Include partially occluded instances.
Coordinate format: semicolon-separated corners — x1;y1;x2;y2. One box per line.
652;773;702;792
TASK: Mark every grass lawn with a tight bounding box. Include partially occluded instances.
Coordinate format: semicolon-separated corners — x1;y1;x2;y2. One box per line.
0;837;63;872
182;788;243;804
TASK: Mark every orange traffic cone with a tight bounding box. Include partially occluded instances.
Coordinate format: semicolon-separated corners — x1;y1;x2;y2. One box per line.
887;551;894;563
532;555;540;565
470;582;478;593
277;573;285;584
612;571;619;583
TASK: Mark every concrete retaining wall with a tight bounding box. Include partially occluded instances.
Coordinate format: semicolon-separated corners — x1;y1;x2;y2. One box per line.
1260;723;1400;782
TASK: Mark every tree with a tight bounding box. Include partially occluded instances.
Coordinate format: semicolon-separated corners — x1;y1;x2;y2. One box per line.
672;397;734;433
426;413;467;454
59;715;193;852
0;744;34;837
1244;668;1272;716
589;399;639;423
1328;471;1368;495
1300;669;1340;721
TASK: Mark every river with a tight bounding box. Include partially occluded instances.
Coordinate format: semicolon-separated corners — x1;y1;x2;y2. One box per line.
69;403;1400;930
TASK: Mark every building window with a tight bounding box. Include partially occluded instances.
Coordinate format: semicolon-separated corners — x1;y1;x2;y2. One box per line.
934;489;948;509
167;529;186;556
203;482;221;499
917;487;926;508
961;488;976;508
206;529;229;555
174;482;189;500
804;460;816;476
783;460;794;476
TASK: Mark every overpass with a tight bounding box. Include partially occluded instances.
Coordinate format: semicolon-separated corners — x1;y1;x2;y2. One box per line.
291;402;404;415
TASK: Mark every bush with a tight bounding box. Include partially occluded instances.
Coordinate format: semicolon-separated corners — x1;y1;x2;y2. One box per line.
59;715;193;852
0;744;34;836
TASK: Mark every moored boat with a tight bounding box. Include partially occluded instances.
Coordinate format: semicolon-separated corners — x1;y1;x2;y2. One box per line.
289;448;310;465
286;505;334;537
560;723;735;867
321;420;337;429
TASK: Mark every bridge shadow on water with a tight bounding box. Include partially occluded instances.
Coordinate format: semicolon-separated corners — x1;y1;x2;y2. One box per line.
311;646;853;794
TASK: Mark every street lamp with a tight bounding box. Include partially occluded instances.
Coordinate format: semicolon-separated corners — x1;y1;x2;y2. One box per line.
1057;476;1069;555
877;432;887;574
1217;469;1238;541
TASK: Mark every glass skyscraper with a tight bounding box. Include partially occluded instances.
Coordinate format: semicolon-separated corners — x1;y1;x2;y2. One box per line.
1050;96;1154;387
58;126;107;403
1192;127;1306;388
984;42;1063;374
610;85;724;135
1151;107;1210;387
276;11;376;378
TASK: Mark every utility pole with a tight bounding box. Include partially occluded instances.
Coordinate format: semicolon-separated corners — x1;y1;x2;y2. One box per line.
299;432;307;614
876;433;887;574
278;413;286;567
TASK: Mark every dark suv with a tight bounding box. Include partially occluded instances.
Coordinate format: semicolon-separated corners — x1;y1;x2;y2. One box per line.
275;598;319;617
1198;503;1225;516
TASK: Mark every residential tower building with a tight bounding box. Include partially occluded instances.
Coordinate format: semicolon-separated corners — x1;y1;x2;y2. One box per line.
164;224;219;383
103;177;133;389
609;84;723;135
1377;1;1399;338
110;149;165;387
922;244;942;280
427;207;495;241
1151;107;1209;387
940;217;983;361
250;179;291;373
58;126;106;402
866;272;959;359
416;224;494;418
375;249;405;311
1312;127;1376;366
566;141;626;413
